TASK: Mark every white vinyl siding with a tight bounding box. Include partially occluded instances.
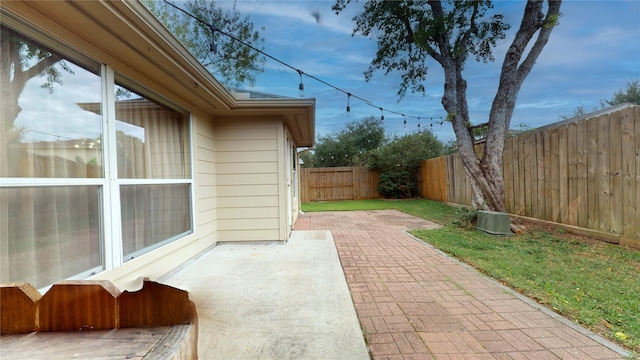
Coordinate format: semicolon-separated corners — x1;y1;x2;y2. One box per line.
194;118;218;242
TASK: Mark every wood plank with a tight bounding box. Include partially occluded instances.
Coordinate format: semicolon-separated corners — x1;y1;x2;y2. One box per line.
543;129;553;221
558;124;569;224
517;135;526;215
524;132;536;218
575;119;588;228
536;131;546;220
446;155;456;203
587;116;599;229
38;280;120;332
635;107;640;239
503;137;514;212
550;127;560;222
567;122;578;225
620;107;637;237
119;280;195;328
609;111;623;235
634;108;640;239
0;283;41;334
424;157;447;202
0;327;171;360
597;114;611;232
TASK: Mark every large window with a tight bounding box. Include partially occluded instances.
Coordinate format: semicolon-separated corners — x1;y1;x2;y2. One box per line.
114;84;192;260
0;24;193;289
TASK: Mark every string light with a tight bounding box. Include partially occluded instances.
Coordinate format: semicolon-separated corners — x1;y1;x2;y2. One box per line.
162;0;448;129
297;69;304;97
204;23;220;53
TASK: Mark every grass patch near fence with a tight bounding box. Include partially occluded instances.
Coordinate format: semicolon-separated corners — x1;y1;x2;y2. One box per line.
303;198;457;225
301;199;640;354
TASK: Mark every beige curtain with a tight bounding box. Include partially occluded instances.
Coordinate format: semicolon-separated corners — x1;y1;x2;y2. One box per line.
115;97;190;258
115;100;188;179
1;27;102;288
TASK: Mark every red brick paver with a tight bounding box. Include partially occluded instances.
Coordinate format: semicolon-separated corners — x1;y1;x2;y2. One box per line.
295;210;626;360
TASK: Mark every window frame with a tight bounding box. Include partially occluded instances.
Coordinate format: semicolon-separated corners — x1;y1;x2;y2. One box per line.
0;19;196;288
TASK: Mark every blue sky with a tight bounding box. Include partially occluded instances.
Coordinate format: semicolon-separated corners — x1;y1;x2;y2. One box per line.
216;0;640;143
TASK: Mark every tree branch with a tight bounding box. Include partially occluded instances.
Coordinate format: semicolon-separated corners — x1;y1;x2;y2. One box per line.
516;1;562;86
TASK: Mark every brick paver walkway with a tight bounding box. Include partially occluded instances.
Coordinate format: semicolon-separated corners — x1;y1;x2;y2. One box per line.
295;210;627;360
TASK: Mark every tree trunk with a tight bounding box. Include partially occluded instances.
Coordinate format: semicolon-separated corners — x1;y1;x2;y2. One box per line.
446;0;562;213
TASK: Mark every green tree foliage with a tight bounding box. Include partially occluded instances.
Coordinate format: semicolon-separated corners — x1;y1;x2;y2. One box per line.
312;116;385;167
333;0;562;212
370;130;443;198
605;79;640;106
144;0;265;88
559;105;588;120
560;79;640;120
443;139;458;155
298;150;315;168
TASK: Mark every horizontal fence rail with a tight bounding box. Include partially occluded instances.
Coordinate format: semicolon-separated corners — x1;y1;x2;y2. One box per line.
300;166;380;202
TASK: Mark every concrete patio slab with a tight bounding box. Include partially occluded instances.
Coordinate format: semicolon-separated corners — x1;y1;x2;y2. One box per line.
164;230;369;360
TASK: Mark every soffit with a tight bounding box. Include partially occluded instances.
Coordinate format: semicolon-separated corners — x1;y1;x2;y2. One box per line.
1;0;315;146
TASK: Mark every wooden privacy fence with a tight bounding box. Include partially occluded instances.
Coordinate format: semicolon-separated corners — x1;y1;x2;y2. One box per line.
420;105;640;247
300;166;380;202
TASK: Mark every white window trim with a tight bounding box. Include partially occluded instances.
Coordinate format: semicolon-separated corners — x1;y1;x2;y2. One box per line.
1;19;196;285
102;65;121;270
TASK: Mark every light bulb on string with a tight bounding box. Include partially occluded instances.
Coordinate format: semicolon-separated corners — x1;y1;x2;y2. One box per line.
297;69;304;97
161;1;453;130
402;114;406;129
206;24;219;54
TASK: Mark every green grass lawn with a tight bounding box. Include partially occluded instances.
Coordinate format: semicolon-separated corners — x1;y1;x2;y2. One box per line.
302;199;640;354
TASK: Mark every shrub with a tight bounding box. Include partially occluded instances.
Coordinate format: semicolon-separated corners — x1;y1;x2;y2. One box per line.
452;206;477;229
378;171;417;198
370;130;444;199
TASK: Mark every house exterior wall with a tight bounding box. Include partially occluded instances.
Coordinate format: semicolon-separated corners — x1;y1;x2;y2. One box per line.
214;117;287;242
91;110;219;290
1;0;312;291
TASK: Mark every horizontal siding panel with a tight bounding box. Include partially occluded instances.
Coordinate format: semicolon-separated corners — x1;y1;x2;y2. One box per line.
215;139;277;152
196;220;217;239
196;146;215;161
217;218;278;231
217;195;278;208
196;208;216;226
217;229;280;242
196;159;215;175
197;196;217;211
196;132;215;151
217;173;278;186
216;162;276;175
217;185;279;196
218;206;279;219
216;151;277;163
197;184;217;199
197;174;217;187
214;126;277;140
